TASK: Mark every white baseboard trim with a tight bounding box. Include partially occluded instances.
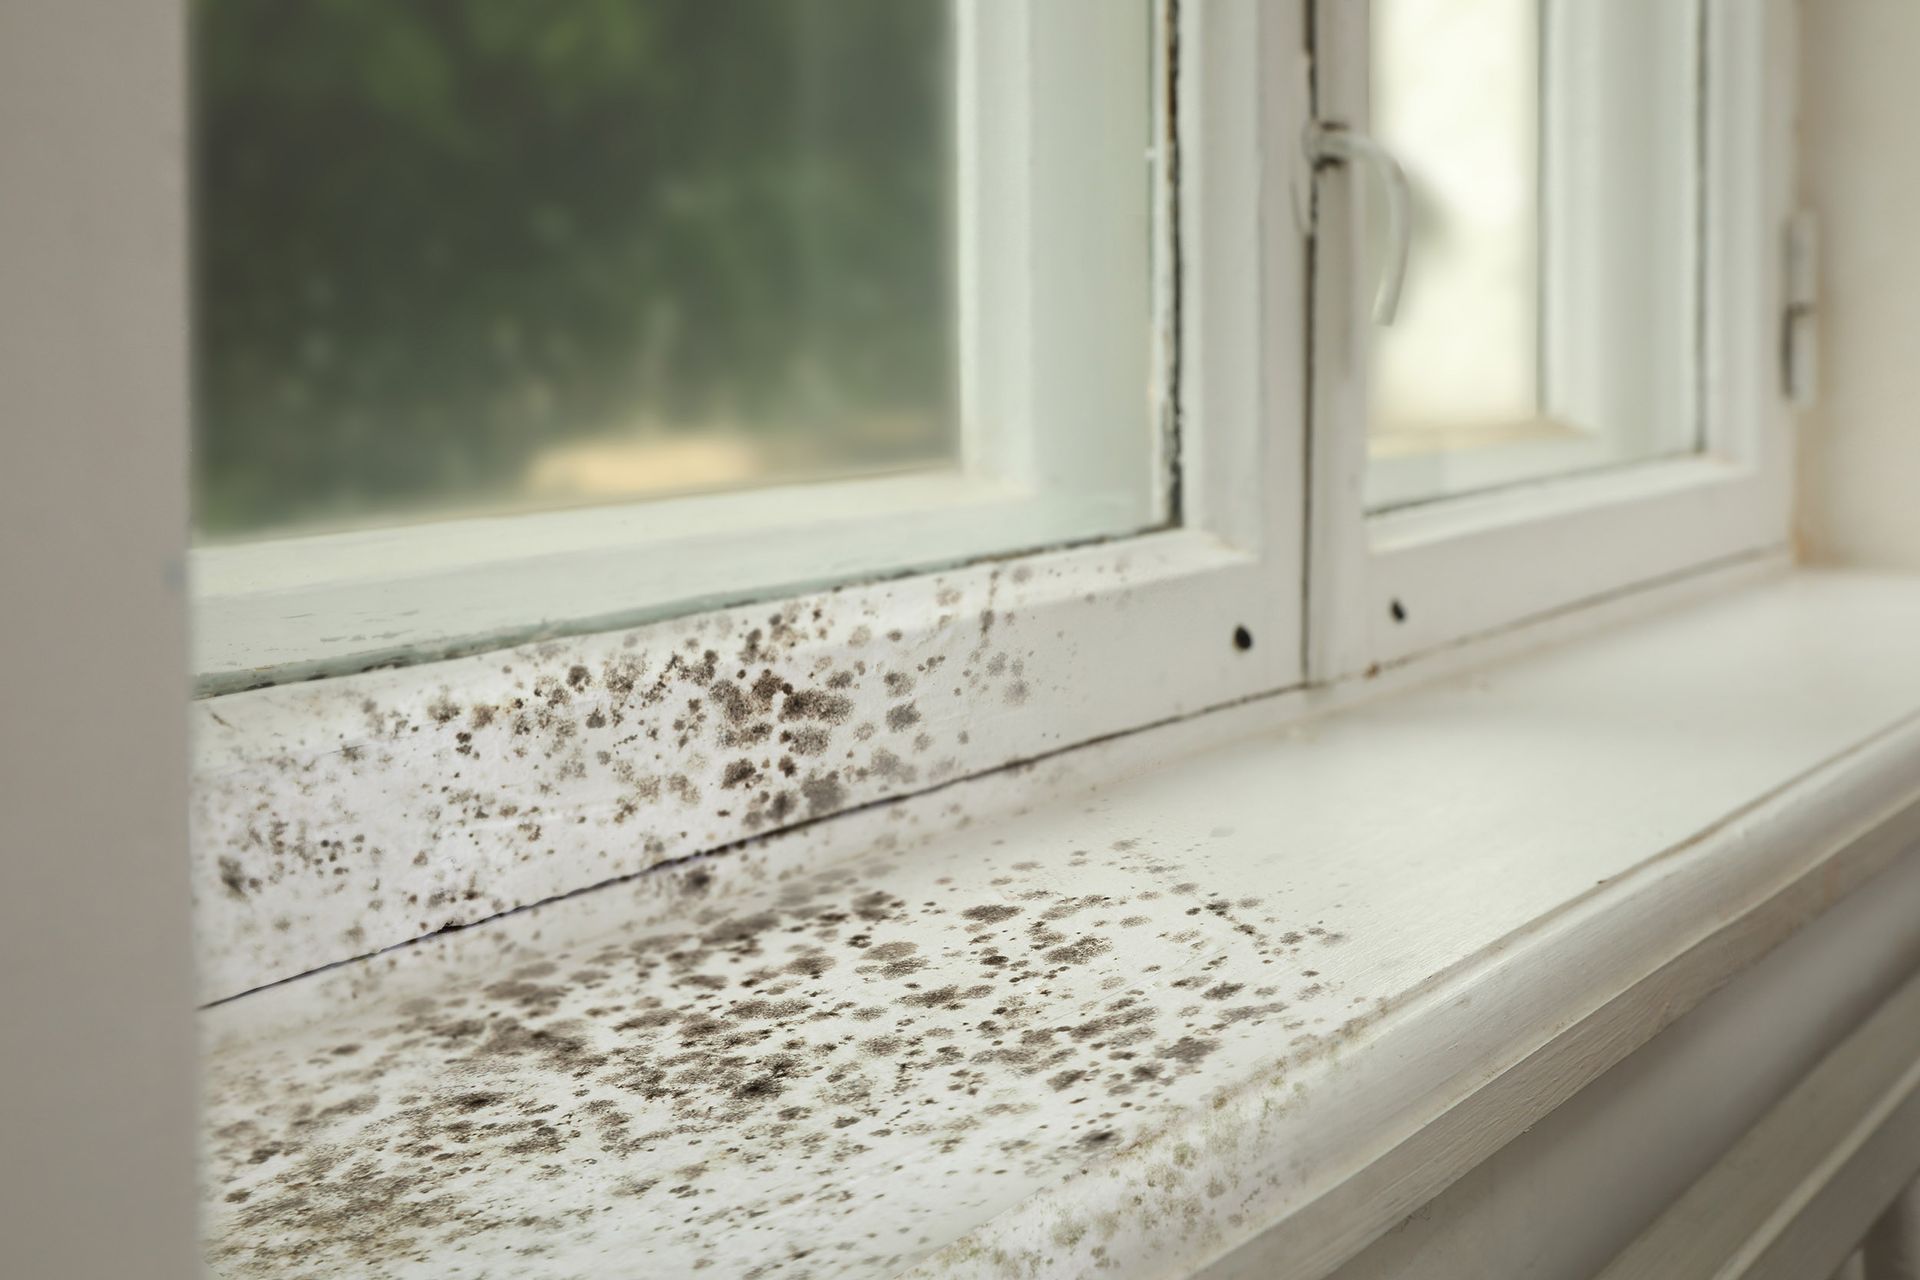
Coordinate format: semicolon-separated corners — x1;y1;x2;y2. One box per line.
1598;966;1920;1279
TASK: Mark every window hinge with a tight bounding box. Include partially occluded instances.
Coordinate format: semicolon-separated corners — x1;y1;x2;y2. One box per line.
1783;210;1819;408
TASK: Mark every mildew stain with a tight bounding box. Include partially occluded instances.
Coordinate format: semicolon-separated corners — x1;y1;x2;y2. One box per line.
201;833;1361;1280
193;566;1061;1001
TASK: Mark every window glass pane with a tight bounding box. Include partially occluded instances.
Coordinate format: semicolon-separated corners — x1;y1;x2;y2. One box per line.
1366;0;1701;511
194;1;1159;546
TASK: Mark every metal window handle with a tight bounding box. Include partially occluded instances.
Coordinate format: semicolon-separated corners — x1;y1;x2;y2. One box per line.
1304;122;1412;326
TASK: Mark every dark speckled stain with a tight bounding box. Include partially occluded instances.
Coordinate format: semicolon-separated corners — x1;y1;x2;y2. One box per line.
204;841;1354;1279
780;688;852;724
1157;1035;1219;1066
218;856;249;901
202;581;1068;1012
1044;935;1114;965
798;773;847;817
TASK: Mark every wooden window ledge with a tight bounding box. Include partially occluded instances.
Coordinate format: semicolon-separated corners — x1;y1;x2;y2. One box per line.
200;570;1920;1279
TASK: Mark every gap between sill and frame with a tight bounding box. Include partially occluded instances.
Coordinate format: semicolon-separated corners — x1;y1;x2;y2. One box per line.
198;542;1788;1012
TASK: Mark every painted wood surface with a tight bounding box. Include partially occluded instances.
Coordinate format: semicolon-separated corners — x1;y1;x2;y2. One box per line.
1863;1181;1920;1280
187;0;1312;1007
200;572;1920;1277
191;536;1288;1003
1273;817;1920;1280
1596;967;1920;1280
1305;0;1797;680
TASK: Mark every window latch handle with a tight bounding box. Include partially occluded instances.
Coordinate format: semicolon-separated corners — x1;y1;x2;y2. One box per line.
1304;122;1412;326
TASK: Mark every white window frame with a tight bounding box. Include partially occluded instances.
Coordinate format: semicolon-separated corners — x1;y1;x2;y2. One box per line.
190;0;1307;704
184;0;1812;1002
187;0;1308;727
1363;0;1706;514
1304;0;1797;681
188;0;1319;999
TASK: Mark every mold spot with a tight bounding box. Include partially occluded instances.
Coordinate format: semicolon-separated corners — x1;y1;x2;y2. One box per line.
785;726;830;756
1158;1036;1219;1065
1045;936;1114;966
799;773;847;817
782;689;852;724
218;856;249;901
786;953;836;978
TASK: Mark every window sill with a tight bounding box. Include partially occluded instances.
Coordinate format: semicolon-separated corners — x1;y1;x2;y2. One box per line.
200;568;1920;1279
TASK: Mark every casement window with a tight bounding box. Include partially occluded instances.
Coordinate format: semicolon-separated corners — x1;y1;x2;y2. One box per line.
191;0;1304;723
11;2;1870;1273
1307;0;1796;677
192;0;1793;800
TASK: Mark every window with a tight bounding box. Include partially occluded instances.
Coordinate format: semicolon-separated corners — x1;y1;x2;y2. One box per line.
192;0;1219;691
195;1;967;537
1367;0;1703;511
181;0;1798;999
1307;0;1794;678
186;3;1308;994
187;0;1793;767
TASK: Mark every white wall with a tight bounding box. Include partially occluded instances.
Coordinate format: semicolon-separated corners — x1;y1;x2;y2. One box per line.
0;1;198;1275
1797;0;1920;568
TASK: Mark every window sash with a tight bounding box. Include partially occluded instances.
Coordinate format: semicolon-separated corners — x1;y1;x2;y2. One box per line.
191;0;1173;692
1306;0;1796;681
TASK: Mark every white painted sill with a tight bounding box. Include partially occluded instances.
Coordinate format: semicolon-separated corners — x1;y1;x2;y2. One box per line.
199;568;1920;1280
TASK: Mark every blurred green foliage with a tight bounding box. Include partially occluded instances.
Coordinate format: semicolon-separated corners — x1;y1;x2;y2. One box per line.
193;0;953;537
